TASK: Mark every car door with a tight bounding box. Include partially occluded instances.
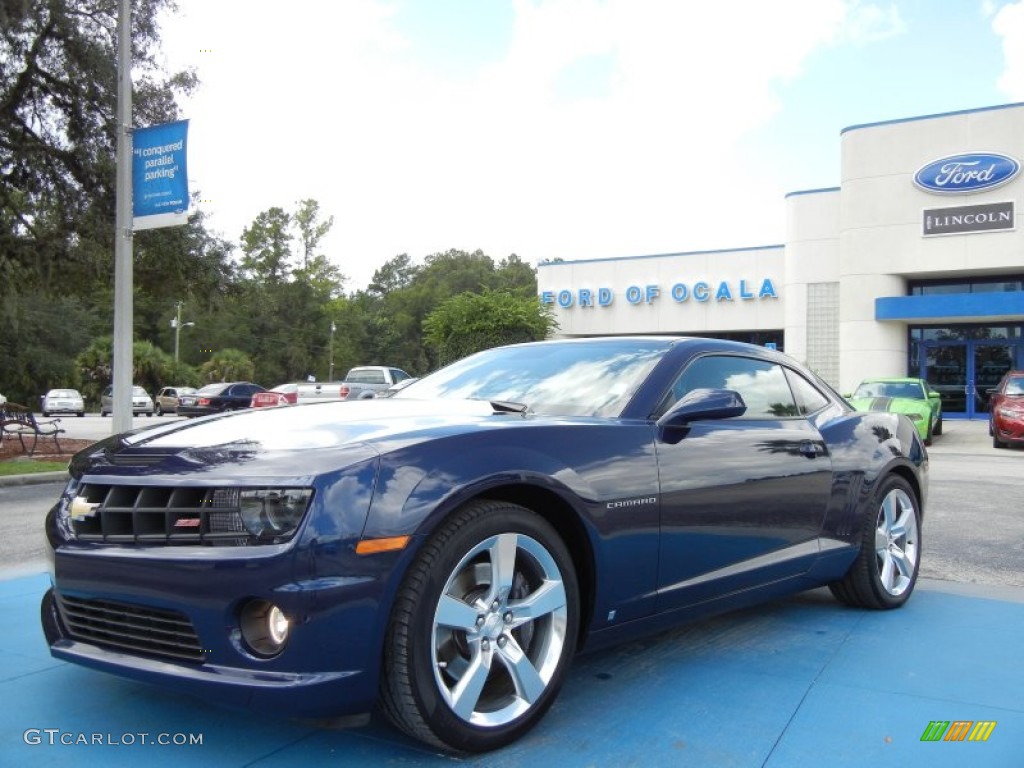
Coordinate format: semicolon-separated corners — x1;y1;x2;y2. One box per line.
654;354;834;612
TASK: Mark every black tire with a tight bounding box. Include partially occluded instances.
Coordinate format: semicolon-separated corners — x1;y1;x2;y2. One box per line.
993;433;1006;449
42;411;49;417
923;422;932;446
829;475;921;610
381;500;579;753
933;413;942;436
76;412;84;418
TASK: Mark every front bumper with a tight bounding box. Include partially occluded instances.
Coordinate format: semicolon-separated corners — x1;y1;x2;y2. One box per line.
42;544;390;720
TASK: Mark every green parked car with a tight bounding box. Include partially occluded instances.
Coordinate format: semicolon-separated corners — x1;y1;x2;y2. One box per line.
847;377;943;445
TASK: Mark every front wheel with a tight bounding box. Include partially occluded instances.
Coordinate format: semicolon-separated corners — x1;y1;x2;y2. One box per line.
829;475;921;610
933;413;942;436
381;500;579;753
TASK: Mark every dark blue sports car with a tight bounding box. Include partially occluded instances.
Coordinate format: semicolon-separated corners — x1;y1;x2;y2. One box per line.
42;337;928;752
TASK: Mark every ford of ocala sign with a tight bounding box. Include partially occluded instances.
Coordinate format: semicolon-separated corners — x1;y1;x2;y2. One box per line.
540;278;778;309
913;152;1020;194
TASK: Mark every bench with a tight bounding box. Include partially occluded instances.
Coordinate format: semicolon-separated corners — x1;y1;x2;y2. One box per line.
0;403;65;456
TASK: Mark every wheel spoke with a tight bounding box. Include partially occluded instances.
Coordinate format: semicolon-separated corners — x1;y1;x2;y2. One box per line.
878;550;896;591
509;579;566;627
488;533;518;601
436;594;481;632
892;544;914;579
449;648;492;720
497;635;546;705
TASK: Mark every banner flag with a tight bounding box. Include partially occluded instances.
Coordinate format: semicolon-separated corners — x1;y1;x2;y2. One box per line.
132;119;190;230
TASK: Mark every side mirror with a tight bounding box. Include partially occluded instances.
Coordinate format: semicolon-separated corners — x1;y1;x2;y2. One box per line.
657;388;747;444
928;391;941;399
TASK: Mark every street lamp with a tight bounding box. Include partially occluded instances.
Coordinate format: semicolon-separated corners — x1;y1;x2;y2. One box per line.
172;300;195;363
328;321;336;380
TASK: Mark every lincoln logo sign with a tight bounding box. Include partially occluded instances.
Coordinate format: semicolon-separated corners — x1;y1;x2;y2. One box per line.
913;152;1020;194
541;278;778;309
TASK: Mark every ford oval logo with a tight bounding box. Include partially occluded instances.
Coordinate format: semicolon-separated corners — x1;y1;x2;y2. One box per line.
914;152;1020;194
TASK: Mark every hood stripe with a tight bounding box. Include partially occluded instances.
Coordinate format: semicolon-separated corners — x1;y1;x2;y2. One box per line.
869;397;893;411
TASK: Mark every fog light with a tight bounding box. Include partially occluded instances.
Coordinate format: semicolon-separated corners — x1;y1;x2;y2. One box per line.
240;599;291;657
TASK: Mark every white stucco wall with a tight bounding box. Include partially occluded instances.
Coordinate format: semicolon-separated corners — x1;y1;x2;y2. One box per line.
836;104;1024;392
537;247;785;338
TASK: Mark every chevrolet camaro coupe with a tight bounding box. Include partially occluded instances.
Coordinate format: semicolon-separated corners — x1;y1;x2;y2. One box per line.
42;337;928;753
847;377;943;445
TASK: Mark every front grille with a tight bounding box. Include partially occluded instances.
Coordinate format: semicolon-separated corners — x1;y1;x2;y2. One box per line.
71;485;249;546
56;594;205;663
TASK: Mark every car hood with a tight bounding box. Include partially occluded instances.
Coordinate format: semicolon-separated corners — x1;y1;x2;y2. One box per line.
847;396;929;414
70;399;557;482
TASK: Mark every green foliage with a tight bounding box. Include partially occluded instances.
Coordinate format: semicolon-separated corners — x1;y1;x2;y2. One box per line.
423;290;557;366
74;336;198;403
0;294;100;404
200;349;255;383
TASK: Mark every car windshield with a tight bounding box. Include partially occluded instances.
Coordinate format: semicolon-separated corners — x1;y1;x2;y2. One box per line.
196;384;228;395
395;339;670;417
49;390;78;398
1005;376;1024;395
132;387;148;396
853;382;924;400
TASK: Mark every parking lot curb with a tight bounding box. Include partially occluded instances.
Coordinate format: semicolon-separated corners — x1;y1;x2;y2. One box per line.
0;471;69;488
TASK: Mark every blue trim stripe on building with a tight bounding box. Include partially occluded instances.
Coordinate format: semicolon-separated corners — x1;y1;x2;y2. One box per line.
842;101;1024;135
784;187;841;198
876;291;1024;321
537;244;784;269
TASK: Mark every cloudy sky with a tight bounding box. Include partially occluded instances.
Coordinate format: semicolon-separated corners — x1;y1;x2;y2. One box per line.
159;0;1024;291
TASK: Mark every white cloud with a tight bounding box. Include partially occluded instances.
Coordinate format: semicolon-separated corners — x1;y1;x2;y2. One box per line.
160;0;866;289
993;1;1024;98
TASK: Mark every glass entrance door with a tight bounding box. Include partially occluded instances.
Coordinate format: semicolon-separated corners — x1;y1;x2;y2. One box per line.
921;341;1017;418
924;343;967;416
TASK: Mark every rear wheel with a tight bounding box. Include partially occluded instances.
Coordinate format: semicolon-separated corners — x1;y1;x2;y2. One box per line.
829;475;921;610
933;413;942;436
381;500;579;753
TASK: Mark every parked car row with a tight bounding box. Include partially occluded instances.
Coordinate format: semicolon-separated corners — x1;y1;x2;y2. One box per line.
846;377;943;445
989;369;1024;449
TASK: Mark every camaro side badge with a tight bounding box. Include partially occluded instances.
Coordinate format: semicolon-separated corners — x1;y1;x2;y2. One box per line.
70;496;100;521
606;497;658;510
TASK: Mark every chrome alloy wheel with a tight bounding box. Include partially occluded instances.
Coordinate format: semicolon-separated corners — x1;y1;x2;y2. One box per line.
874;487;919;597
431;532;568;728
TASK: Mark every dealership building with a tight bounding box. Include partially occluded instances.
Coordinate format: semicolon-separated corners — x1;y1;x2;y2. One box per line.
537;101;1024;420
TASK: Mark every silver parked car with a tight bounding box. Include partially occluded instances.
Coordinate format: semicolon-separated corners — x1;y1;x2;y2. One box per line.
100;385;154;417
40;389;85;417
154;386;196;416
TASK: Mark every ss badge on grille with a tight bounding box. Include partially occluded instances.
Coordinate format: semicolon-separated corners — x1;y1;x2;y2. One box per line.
70;496;100;521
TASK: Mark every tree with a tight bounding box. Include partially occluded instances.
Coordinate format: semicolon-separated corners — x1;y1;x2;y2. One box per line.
239;207;292;284
0;0;196;298
200;348;255;383
423;290;557;366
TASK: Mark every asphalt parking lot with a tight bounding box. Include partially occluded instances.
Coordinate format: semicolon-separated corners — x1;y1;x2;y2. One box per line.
1;419;1021;766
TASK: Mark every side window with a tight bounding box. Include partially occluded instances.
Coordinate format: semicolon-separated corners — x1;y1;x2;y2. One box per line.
784;368;831;415
663;355;799;418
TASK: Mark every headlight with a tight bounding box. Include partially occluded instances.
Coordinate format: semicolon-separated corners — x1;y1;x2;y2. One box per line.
908;412;925;421
239;488;313;541
998;407;1023;419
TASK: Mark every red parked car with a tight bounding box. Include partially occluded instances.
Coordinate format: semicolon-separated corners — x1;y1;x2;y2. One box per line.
990;370;1024;449
251;383;300;408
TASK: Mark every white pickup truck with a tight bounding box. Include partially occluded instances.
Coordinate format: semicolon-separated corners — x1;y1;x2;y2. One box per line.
296;366;413;403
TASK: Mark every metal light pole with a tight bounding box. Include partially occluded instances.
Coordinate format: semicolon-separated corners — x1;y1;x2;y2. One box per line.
328;321;336;380
172;300;194;363
111;0;133;434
